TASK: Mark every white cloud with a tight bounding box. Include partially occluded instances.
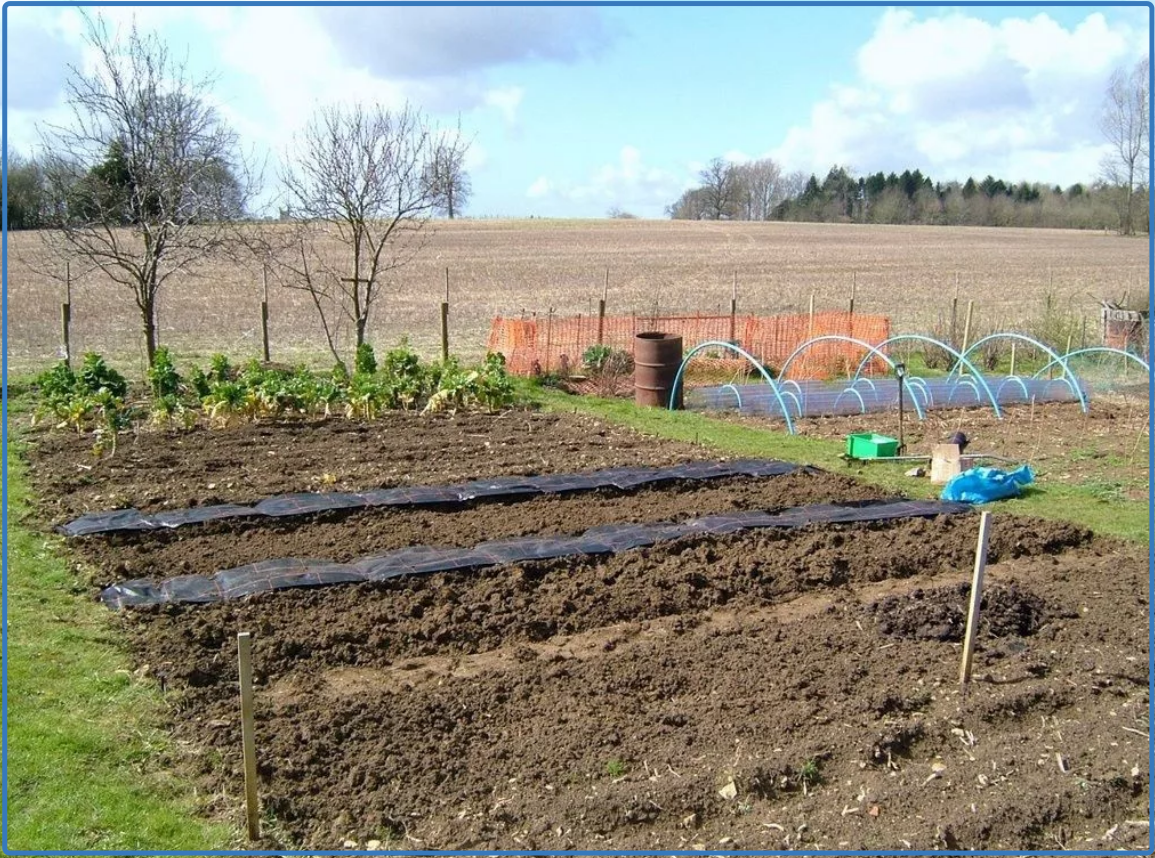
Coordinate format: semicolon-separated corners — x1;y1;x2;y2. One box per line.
484;87;524;125
773;10;1148;185
527;176;552;198
526;147;695;215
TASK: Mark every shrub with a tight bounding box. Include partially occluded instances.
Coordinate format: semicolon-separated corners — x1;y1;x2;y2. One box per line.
354;342;378;376
147;347;182;399
77;352;127;399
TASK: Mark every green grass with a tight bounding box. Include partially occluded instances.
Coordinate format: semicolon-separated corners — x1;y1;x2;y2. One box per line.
5;425;234;850
533;388;1149;545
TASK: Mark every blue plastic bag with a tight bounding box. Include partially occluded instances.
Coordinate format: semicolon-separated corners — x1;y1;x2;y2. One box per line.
940;465;1035;505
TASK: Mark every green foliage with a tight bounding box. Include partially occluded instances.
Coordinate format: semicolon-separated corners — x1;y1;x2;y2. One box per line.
34;361;78;409
797;758;823;790
605;759;628;778
188;365;212;399
33;355;130;436
33;344;522;437
583;344;615;372
147;347;182;399
77;352;127;399
209;353;233;383
354;342;378;376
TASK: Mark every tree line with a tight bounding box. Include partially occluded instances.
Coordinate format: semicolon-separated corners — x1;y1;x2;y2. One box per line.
669;55;1149;235
669;160;1146;232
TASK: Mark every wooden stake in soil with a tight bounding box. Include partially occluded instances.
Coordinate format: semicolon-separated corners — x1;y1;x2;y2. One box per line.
850;272;857;315
807;293;815;341
959;299;975;374
1009;342;1017;377
959;511;992;690
951;273;959;349
260;266;270;363
237;632;261;841
61;262;72;368
729;271;738;343
440;268;450;363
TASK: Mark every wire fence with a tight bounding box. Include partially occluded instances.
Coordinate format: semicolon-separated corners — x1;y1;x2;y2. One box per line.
487;311;892;380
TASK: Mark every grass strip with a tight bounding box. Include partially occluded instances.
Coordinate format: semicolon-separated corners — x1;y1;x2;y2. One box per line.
535;388;1149;545
5;427;234;851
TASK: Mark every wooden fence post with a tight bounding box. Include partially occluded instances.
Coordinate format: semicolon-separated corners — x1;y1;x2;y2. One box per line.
807;293;815;341
597;271;608;346
237;632;261;841
61;262;72;368
951;271;960;346
959;512;992;690
260;266;271;363
729;271;738;343
441;267;450;363
544;308;554;374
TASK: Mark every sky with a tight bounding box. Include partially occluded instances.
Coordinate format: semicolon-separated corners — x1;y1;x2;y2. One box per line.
4;3;1151;219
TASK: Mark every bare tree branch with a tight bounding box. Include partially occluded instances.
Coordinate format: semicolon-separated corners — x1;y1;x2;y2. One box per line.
36;12;257;365
274;102;468;370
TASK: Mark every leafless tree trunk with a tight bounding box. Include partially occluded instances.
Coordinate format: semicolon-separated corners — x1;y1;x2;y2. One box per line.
425;125;473;219
733;158;784;220
1100;56;1150;236
699;157;740;220
35;12;253;366
274;103;468;370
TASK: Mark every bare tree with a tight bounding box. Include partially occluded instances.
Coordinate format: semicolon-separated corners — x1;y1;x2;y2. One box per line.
424;127;472;219
733;158;784;220
699;157;740;220
36;14;253;365
1100;55;1150;236
276;102;468;369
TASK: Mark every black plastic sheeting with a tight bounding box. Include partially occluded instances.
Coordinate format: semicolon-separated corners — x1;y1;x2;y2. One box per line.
101;497;973;609
61;459;809;538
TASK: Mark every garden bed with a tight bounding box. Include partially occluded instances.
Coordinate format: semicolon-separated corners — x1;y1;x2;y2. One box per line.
23;410;1151;850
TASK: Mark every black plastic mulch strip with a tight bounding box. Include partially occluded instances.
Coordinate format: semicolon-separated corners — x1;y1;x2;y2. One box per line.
100;498;973;609
59;459;810;537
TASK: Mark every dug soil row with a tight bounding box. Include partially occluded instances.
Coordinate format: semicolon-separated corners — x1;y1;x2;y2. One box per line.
79;472;882;587
123;518;1144;850
24;412;710;521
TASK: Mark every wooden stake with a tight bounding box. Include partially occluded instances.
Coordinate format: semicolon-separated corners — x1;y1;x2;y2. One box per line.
729;271;738;343
959;511;992;689
959;299;975;374
603;266;609;302
237;632;261;841
596;297;606;345
949;273;960;349
849;272;857;315
445;266;450;303
808;293;815;340
1009;341;1017;376
260;267;270;363
61;262;72;368
440;301;450;363
544;308;554;373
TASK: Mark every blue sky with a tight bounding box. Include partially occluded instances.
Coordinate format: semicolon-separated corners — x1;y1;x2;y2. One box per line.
5;3;1151;218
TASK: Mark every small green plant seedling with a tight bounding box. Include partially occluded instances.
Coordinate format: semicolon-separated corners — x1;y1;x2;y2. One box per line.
605;759;628;778
797;758;822;794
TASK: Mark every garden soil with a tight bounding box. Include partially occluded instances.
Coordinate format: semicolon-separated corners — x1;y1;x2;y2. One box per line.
21;410;1151;851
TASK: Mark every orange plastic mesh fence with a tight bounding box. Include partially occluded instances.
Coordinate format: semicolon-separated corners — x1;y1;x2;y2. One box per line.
487;311;891;380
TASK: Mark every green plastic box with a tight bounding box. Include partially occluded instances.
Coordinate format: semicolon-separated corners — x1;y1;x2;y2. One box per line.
846;433;900;459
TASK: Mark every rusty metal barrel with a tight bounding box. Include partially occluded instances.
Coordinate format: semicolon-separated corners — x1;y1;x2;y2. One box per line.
634;332;684;409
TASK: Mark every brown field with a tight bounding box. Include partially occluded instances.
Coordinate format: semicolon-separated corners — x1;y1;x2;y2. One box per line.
6;220;1149;376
